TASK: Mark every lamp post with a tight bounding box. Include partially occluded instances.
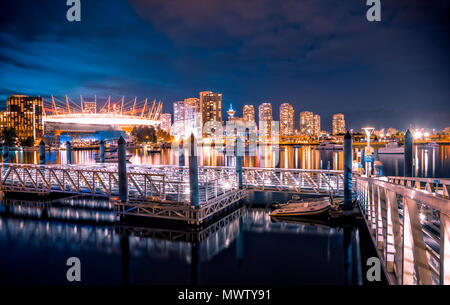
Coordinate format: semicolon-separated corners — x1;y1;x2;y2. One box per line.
362;127;374;176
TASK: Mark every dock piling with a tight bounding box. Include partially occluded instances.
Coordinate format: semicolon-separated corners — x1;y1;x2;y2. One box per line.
360;148;365;173
179;139;184;167
66;141;72;164
404;129;413;177
235;137;243;189
189;133;199;207
39;140;45;165
344;131;353;210
2;143;9;163
99;140;105;163
118;136;128;202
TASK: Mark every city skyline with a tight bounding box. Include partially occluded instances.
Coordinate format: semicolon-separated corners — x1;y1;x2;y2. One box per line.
0;1;448;130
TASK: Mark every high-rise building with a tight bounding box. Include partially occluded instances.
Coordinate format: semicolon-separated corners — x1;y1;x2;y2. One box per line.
200;91;222;126
6;95;43;141
184;98;201;122
173;101;184;122
313;114;321;137
160;113;172;134
299;111;314;136
332;113;345;135
173;98;202;138
280;103;294;137
258;103;273;139
0;111;7;130
243;105;255;122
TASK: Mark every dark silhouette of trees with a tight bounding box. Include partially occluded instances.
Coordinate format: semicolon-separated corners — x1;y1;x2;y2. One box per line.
131;126;157;143
1;128;18;146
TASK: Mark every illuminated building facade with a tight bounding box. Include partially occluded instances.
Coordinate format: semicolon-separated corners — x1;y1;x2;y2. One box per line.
313;114;321;137
299;111;314;136
200;91;222;126
184;98;201;123
280;103;294;137
6;95;43;141
332;113;345;135
0;111;7;130
258;103;273;139
243;105;255;122
173;101;184;122
172;98;202;138
160;113;172;134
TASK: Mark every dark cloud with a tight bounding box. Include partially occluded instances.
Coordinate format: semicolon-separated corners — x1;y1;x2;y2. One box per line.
0;0;448;130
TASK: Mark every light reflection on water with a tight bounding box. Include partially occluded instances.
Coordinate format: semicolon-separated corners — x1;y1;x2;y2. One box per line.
0;194;374;285
6;144;450;177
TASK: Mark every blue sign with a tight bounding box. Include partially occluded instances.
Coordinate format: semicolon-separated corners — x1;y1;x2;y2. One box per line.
364;155;374;162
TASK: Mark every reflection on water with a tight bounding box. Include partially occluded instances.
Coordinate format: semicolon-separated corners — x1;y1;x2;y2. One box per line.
0;194;374;285
378;144;450;178
6;144;449;177
8;146;344;169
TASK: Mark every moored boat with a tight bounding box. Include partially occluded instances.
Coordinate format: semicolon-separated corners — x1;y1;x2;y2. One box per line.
379;142;404;154
270;198;331;217
95;153;132;163
315;141;343;150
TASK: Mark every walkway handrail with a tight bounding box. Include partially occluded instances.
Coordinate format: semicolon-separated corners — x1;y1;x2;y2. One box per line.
386;176;450;198
356;176;450;285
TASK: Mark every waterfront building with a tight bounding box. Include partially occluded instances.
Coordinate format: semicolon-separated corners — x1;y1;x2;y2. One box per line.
184;97;201;122
386;128;398;137
0;111;7;130
173;101;184;122
6;95;43;141
299;111;314;136
243;105;255;122
173;98;202;138
258;103;273;140
160;113;172;134
200;91;222;126
332;113;345;135
280;103;294;137
313;114;321;137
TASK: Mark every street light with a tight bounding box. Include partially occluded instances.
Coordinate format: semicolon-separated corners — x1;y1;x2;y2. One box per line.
361;127;375;176
362;127;375;147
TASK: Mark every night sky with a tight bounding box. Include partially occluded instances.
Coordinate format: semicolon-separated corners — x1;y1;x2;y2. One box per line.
0;0;448;131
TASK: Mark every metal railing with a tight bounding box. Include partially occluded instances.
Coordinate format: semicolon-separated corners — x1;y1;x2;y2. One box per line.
0;163;238;205
356;176;450;285
387;176;450;198
201;166;349;195
1;163;350;200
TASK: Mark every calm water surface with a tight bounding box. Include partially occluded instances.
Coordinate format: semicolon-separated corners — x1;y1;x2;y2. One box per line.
0;193;382;285
7;144;450;177
1;144;447;285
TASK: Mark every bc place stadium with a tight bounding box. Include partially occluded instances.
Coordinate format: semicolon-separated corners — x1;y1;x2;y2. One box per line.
43;95;162;145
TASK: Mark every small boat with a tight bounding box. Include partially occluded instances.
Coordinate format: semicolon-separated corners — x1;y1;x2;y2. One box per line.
95;153;132;163
270;198;330;217
315;141;343;150
379;142;404;154
423;142;439;149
